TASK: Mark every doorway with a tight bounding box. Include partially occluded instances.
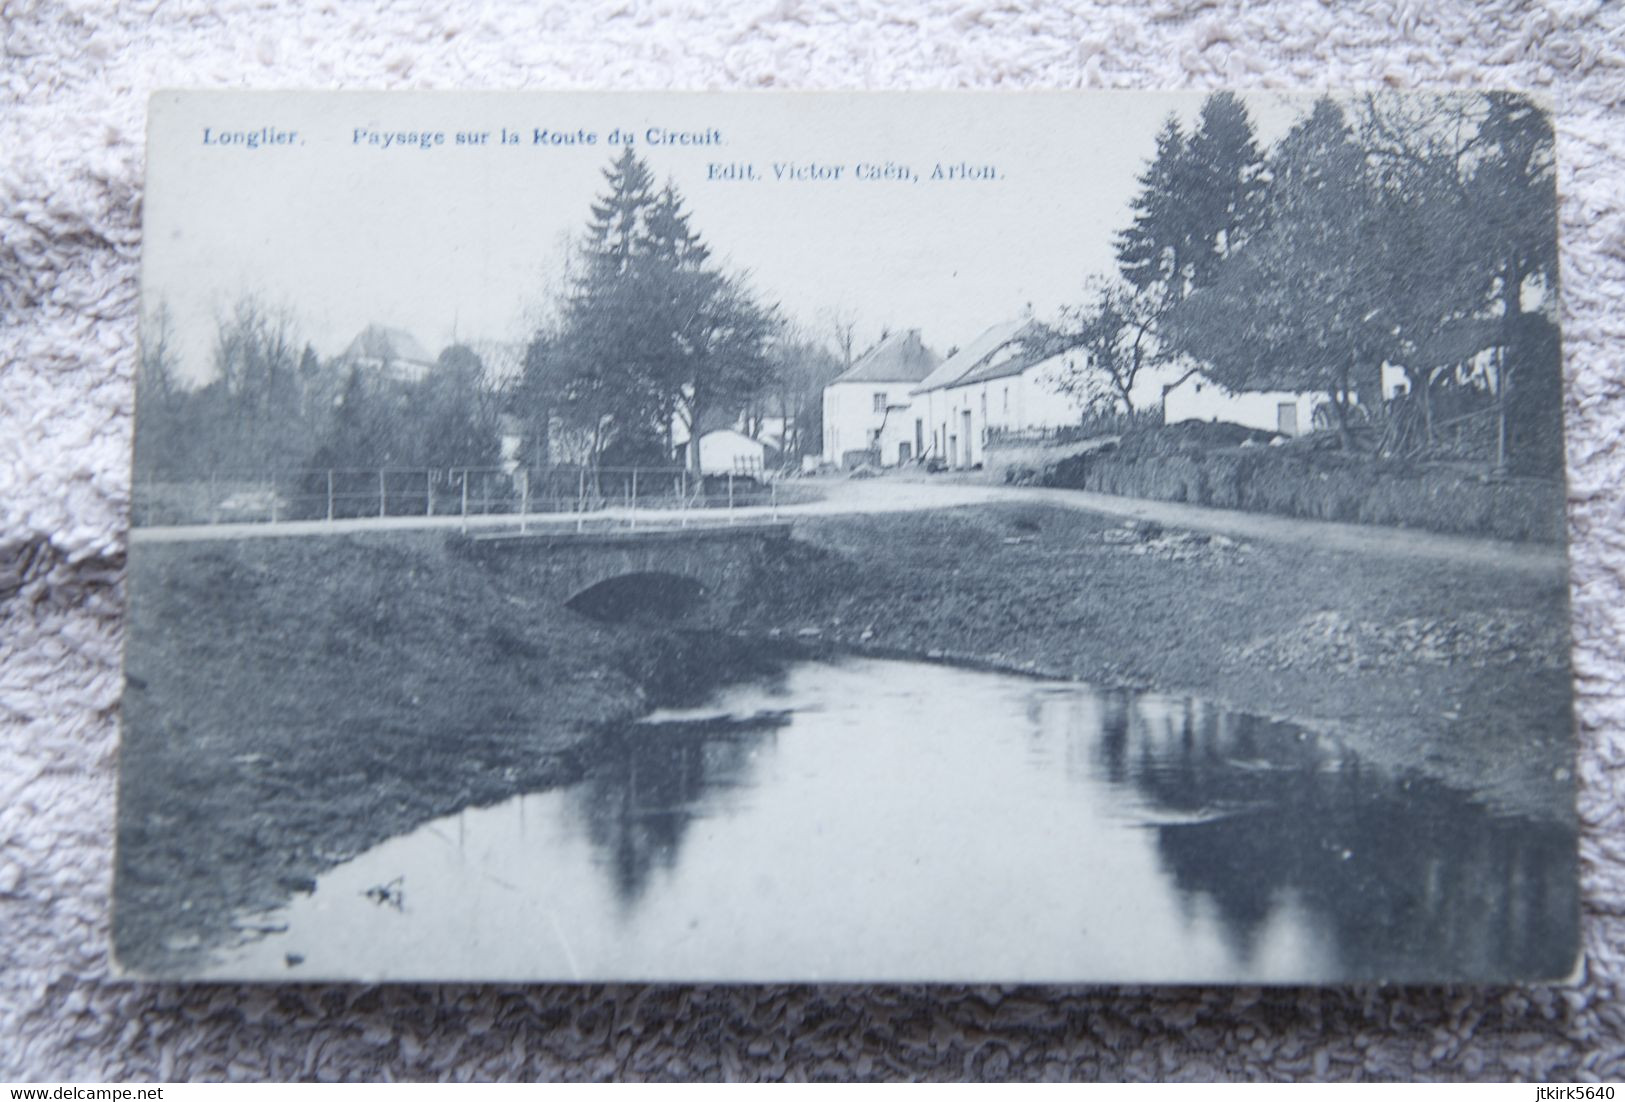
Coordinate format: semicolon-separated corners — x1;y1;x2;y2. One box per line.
1277;402;1298;436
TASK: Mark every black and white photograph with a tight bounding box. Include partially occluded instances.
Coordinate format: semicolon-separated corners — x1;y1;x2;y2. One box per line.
116;89;1575;984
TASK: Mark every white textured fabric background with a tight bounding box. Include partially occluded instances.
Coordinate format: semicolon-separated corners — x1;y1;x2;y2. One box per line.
3;0;1624;1082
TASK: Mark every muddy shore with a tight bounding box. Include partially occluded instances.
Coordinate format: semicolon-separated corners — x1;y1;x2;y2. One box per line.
115;502;1576;976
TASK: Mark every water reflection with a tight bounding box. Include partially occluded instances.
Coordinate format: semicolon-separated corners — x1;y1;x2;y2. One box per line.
567;716;783;906
1104;696;1576;982
204;656;1575;983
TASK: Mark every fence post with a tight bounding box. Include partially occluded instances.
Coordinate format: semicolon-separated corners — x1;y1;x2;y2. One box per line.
327;470;335;522
771;479;778;521
577;468;586;533
630;467;638;530
521;469;530;535
426;470;433;517
727;471;735;522
460;470;469;532
680;468;688;528
271;485;279;524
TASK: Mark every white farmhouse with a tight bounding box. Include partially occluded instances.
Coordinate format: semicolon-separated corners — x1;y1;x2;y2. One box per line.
1162;375;1324;437
1163;364;1413;437
911;320;1091;469
821;330;940;468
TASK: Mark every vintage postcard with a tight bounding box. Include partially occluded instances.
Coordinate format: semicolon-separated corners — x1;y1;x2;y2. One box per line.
119;90;1576;983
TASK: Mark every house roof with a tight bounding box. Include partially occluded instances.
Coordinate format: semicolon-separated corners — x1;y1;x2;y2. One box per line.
343;324;436;366
833;329;940;384
672;406;770;447
914;319;1045;393
700;428;766;450
956;338;1060;386
1410;318;1502;368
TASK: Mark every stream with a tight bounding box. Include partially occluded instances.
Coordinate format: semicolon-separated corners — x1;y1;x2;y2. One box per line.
204;654;1575;983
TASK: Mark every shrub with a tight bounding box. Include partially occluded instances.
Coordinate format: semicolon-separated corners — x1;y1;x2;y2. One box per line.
1039;432;1563;543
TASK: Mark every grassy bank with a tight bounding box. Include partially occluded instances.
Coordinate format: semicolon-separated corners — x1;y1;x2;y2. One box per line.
115;533;776;976
733;504;1575;822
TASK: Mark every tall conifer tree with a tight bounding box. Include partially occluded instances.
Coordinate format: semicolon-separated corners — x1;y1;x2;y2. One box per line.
1164;98;1397;445
525;152;779;473
1114;116;1193;301
1183;92;1266;287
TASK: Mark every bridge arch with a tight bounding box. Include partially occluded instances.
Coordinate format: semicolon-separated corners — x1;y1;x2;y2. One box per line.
565;571;707;623
452;521;791;627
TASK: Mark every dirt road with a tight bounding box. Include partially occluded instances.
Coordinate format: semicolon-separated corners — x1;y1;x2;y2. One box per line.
130;476;1568;577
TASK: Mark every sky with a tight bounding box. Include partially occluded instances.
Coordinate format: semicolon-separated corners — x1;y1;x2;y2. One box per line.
143;90;1313;384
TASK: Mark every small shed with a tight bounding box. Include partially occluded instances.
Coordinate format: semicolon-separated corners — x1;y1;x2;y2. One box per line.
692;429;771;476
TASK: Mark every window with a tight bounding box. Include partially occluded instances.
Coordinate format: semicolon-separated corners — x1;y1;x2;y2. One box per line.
873;392;888;412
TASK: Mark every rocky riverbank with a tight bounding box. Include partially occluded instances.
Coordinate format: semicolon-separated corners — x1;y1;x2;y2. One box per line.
732;503;1576;823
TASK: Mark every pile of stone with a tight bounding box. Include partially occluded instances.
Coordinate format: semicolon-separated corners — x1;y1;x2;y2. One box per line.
1231;609;1568;673
1101;520;1246;563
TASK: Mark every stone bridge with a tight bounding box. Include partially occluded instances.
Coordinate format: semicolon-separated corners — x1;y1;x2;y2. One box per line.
451;521;792;624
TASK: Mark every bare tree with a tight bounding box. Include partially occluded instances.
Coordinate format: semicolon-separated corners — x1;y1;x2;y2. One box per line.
133;301;183;477
819;305;866;373
206;295;311;471
1050;278;1160;413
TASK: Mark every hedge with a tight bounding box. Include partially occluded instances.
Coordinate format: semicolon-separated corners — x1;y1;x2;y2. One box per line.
1022;445;1566;544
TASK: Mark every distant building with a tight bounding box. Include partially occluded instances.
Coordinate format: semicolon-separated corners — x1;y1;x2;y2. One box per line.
1163;375;1325;437
911;320;1090;469
1163;364;1413;437
672;409;781;475
688;429;775;476
340;324;437;383
821;329;941;468
498;413;526;473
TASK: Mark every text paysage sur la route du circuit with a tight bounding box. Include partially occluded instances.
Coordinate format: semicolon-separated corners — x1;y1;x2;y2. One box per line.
197;124;1003;183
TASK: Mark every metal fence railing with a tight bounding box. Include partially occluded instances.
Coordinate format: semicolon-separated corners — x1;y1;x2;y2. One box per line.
131;465;795;529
